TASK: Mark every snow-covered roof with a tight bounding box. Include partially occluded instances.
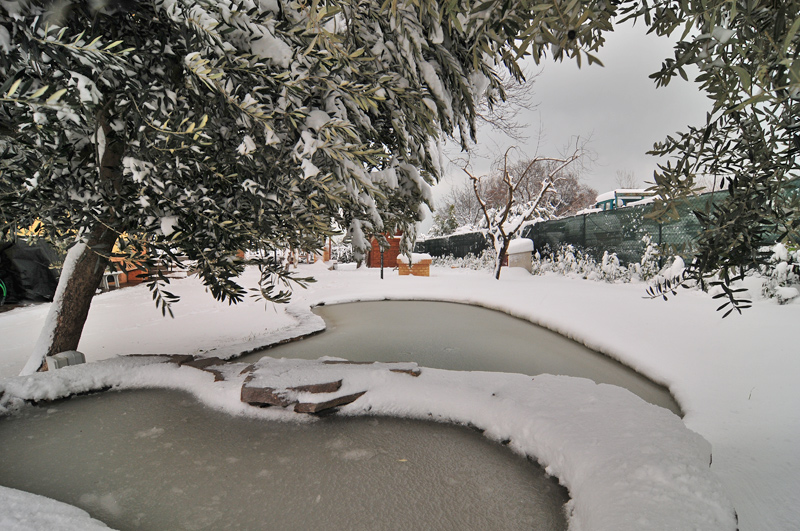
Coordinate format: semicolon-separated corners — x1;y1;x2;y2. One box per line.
626;196;657;207
614;188;652;196
508;238;534;254
595;189;655;203
595;191;616;203
397;252;432;264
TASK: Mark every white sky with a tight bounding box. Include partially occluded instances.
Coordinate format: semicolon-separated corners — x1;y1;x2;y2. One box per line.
423;20;713;232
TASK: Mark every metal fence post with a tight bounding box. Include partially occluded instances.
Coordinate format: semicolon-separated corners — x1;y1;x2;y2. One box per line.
582;214;587;249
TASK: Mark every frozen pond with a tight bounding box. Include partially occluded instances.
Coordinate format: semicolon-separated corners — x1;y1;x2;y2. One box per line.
0;388;568;530
0;300;680;529
241;301;681;415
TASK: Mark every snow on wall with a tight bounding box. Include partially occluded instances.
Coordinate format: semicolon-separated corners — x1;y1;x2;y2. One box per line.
396;253;431;264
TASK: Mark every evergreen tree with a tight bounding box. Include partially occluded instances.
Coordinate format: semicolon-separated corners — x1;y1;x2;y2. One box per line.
428;204;458;237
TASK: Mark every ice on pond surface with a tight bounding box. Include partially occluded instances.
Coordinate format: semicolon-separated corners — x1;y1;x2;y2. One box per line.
240;301;681;415
0;388;569;530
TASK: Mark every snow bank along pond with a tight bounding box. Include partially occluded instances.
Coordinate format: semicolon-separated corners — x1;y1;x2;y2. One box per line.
241;301;681;415
0;301;736;530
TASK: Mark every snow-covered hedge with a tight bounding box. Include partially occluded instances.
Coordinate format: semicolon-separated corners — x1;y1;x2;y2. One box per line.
531;243;683;285
432;249;496;271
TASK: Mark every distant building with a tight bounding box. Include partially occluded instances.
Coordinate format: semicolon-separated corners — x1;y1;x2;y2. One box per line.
594;189;655;211
366;232;402;268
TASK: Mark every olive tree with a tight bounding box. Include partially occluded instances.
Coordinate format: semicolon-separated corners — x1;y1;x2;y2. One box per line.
620;0;800;314
2;0;624;372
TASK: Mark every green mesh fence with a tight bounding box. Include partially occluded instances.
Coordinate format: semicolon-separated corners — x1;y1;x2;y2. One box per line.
415;231;489;258
420;181;799;266
417;195;718;264
521;192;723;266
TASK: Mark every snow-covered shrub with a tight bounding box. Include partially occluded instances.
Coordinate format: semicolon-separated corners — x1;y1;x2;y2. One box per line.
648;256;686;285
432;248;496;271
636;234;661;281
531;243;678;284
599;251;632;283
761;243;800;304
533;244;606;279
553;244;580;275
331;242;355;263
643;256;689;302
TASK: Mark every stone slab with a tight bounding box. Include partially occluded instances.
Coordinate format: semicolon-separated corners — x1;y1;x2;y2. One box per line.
294;391;367;414
288;380;343;394
240;377;293;407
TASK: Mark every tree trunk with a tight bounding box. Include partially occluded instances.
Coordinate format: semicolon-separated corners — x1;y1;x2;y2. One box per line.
21;225;119;374
494;238;510;280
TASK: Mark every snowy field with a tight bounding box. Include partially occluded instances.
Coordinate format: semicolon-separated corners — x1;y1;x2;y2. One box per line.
1;262;798;530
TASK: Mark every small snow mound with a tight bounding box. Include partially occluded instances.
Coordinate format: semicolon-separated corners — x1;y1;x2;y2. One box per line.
775;286;799;305
0;485;111;530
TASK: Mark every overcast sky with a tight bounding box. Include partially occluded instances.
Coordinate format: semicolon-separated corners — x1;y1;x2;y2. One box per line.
422;19;713;232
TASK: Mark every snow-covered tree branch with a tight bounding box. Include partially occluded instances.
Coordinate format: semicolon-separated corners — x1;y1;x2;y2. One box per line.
464;145;584;279
3;0;624;372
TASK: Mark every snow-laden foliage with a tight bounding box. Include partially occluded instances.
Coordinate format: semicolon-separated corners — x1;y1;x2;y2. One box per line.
638;234;661;281
431;247;496;270
761;243;800;304
532;243;677;284
621;1;800;313
1;0;606;309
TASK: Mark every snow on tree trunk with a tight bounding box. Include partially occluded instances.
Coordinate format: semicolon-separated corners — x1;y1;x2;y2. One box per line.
20;226;118;375
494;237;510;280
465;147;582;281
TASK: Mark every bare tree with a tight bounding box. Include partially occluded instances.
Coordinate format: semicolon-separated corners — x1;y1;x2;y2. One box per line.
505;160;597;217
615;169;639;189
463;145;583;279
440;179;487;229
440;156;595;230
475;69;539;143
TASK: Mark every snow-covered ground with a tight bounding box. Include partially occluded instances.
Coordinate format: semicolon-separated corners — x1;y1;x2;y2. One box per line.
1;262;798;530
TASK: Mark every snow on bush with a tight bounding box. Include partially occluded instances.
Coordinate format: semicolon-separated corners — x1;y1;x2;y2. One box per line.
531;244;681;285
532;244;628;282
636;234;662;281
760;243;800;304
432;248;496;270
